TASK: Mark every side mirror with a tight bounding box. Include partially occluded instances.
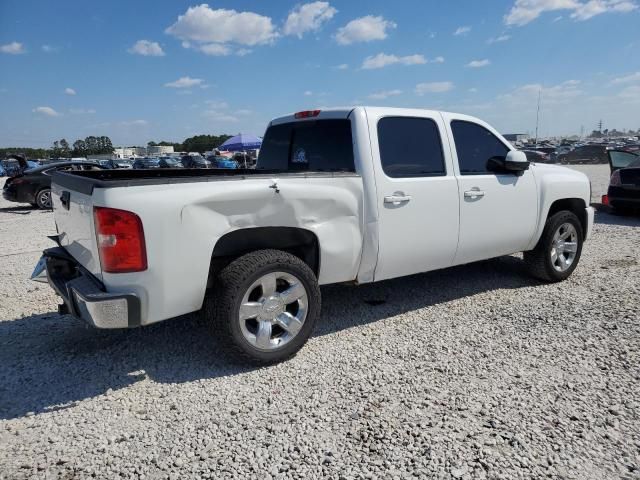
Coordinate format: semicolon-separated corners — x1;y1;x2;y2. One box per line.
504;150;530;175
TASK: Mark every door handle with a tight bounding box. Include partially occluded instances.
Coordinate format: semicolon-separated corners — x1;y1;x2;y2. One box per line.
464;190;485;199
384;194;412;204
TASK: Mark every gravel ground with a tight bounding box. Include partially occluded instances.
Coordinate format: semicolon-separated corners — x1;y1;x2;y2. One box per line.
0;165;638;480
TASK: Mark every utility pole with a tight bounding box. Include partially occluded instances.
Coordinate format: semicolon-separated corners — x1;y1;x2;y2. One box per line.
597;119;603;134
534;89;541;147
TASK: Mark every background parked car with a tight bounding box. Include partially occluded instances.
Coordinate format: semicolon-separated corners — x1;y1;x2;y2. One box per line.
520;149;550;163
206;155;238;169
180;154;211;168
158;157;184;168
100;159;133;169
132;158;160;169
2;161;103;209
557;144;608;164
604;149;640;214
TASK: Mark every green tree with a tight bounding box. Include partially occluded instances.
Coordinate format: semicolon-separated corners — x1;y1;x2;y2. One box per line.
73;140;86;156
59;139;71;158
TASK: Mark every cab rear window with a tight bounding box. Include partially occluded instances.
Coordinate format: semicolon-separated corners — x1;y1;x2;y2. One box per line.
257;120;355;172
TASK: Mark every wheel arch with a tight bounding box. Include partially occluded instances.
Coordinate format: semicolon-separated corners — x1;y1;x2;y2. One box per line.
546;198;587;238
207;227;320;287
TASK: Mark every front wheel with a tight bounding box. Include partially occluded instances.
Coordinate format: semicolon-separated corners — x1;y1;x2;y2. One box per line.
203;249;321;364
35;188;52;209
524;211;584;282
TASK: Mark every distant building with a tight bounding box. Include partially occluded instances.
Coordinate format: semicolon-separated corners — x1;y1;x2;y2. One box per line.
147;145;174;155
503;133;529;143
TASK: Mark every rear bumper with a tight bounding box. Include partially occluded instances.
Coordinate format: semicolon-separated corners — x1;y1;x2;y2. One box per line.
2;188;17;202
39;247;141;328
584;206;594;240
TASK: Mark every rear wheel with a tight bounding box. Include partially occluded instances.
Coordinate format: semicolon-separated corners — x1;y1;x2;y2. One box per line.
203;249;321;364
524;211;583;282
35;188;52;209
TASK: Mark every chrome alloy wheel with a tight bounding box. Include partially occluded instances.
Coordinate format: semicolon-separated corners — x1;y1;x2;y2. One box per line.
550;222;578;272
238;271;308;351
38;190;52;209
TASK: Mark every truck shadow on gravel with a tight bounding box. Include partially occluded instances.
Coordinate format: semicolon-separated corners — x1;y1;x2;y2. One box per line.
0;255;539;420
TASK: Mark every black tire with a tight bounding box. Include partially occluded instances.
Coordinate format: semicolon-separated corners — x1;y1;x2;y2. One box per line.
524;210;584;282
202;249;321;364
35;188;52;209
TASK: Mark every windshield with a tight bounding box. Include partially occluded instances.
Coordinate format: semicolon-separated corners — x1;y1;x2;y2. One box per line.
257;119;355;172
610;150;640;170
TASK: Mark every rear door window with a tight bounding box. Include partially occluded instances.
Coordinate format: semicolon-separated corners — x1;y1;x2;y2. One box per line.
258;120;355;172
451;120;510;175
377;117;446;177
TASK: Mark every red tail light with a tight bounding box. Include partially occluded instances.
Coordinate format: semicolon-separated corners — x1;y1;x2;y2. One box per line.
94;207;147;273
294;110;321;119
601;194;609;206
609;170;621;187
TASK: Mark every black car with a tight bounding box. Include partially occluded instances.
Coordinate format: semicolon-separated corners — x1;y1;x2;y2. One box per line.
520;149;550;163
158;157;184;168
605;149;640;214
2;161;103;209
557;144;608;164
132;158;160;169
180;154;212;168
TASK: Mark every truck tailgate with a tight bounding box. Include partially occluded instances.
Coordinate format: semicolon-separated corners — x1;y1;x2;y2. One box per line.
51;181;102;278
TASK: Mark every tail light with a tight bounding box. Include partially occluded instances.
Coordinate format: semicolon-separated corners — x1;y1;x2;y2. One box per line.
294;110;321;119
94;207;147;273
601;194;609;206
609;170;622;187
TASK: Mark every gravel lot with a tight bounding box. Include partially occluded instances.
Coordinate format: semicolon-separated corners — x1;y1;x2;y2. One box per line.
1;165;638;480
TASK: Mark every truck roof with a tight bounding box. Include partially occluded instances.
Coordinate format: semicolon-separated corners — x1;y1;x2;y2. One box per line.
269;106;482;126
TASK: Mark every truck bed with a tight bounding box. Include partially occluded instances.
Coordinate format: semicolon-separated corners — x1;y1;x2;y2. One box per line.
52;168;358;195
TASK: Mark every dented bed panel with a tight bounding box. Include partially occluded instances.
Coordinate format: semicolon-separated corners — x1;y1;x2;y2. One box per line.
93;175;365;324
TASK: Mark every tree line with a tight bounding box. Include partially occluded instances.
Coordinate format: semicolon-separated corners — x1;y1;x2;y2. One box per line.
147;134;233;153
1;133;236;159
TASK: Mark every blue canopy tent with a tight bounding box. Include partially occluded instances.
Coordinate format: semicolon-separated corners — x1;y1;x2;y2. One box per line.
220;133;262;152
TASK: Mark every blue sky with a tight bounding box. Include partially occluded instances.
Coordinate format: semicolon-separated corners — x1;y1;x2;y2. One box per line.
1;0;639;147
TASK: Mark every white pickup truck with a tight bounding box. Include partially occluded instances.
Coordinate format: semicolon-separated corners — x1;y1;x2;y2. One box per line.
34;107;594;363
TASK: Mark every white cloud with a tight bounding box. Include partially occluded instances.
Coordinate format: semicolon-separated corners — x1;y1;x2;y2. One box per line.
432;56;445;63
454;26;471;36
304;90;313;96
469;88;478;93
334;63;349;70
283;2;337;38
32;106;61;117
498;80;583;106
610;71;640;84
199;43;232;56
467;59;491;68
504;0;637;26
368;89;403;100
41;44;59;53
64;87;76;95
487;34;511;43
69;108;96;114
205;100;229;108
415;82;454;95
119;119;149;127
202;109;239;122
335;15;396;45
128;40;165;56
164;76;204;88
1;42;26;54
165;4;277;49
361;53;426;69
